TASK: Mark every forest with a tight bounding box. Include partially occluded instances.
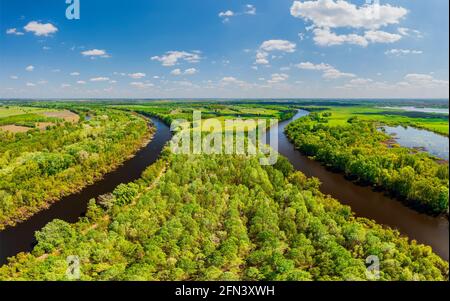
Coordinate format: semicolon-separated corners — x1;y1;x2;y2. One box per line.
285;112;449;215
0;106;150;229
0;150;447;280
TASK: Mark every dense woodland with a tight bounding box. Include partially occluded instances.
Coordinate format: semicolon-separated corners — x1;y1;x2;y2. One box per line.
0;108;150;229
0;151;447;280
285;113;449;215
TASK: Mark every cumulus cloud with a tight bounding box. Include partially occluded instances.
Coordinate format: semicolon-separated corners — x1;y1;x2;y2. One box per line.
10;75;19;80
296;61;355;79
171;68;198;76
290;0;407;30
364;30;402;43
349;78;373;85
6;28;24;36
25;65;34;72
385;49;423;56
171;69;182;76
184;68;198;75
24;21;58;36
291;0;406;47
70;72;80;76
219;5;256;22
128;72;146;79
255;40;296;65
221;76;248;87
312;28;368;47
130;82;154;89
312;28;401;47
268;73;289;84
81;49;110;58
26;82;36;87
77;80;86;84
90;77;110;82
404;74;449;87
151;51;201;67
397;27;423;38
245;4;256;15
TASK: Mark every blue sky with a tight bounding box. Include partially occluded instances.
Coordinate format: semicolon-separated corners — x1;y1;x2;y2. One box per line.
0;0;448;98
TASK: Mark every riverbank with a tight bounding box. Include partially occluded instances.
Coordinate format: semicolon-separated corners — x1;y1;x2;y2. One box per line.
273;110;448;260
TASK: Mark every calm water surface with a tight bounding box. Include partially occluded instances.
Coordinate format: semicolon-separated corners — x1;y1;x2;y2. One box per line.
383;125;449;160
267;110;449;260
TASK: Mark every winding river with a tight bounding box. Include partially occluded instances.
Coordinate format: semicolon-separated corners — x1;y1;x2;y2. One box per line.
0;117;172;266
0;110;448;266
269;110;448;260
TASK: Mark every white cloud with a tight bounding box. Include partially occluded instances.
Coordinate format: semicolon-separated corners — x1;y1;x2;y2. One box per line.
26;82;36;87
268;73;289;84
77;80;86;84
291;1;406;47
128;72;146;79
24;21;58;36
171;69;182;76
151;51;201;67
37;80;48;85
42;46;51;50
171;68;198;76
296;61;355;79
312;28;401;47
221;77;248;87
290;0;407;30
312;28;368;47
184;68;198;75
70;72;80;76
364;30;402;43
296;62;332;71
404;74;449;87
245;4;256;15
25;65;34;72
385;49;423;56
349;78;373;85
323;68;355;79
130;82;154;88
10;75;19;80
260;39;296;53
6;28;24;36
90;77;110;82
219;10;234;18
398;27;423;38
255;40;296;65
61;84;71;88
81;49;110;58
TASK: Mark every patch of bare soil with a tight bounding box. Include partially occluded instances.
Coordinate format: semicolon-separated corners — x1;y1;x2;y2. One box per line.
43;110;80;123
35;122;55;130
0;124;32;133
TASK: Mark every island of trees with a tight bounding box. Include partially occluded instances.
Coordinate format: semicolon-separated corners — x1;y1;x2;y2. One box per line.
285;113;449;215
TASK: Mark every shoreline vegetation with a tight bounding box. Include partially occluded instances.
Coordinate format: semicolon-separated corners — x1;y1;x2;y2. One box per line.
0;108;153;230
285;112;449;216
0;151;447;280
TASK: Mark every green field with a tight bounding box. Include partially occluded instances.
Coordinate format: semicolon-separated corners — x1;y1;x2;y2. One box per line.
299;106;449;136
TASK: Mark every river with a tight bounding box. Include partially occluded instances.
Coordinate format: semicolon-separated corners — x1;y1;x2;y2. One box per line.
0;117;172;266
0;110;448;266
268;110;448;260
